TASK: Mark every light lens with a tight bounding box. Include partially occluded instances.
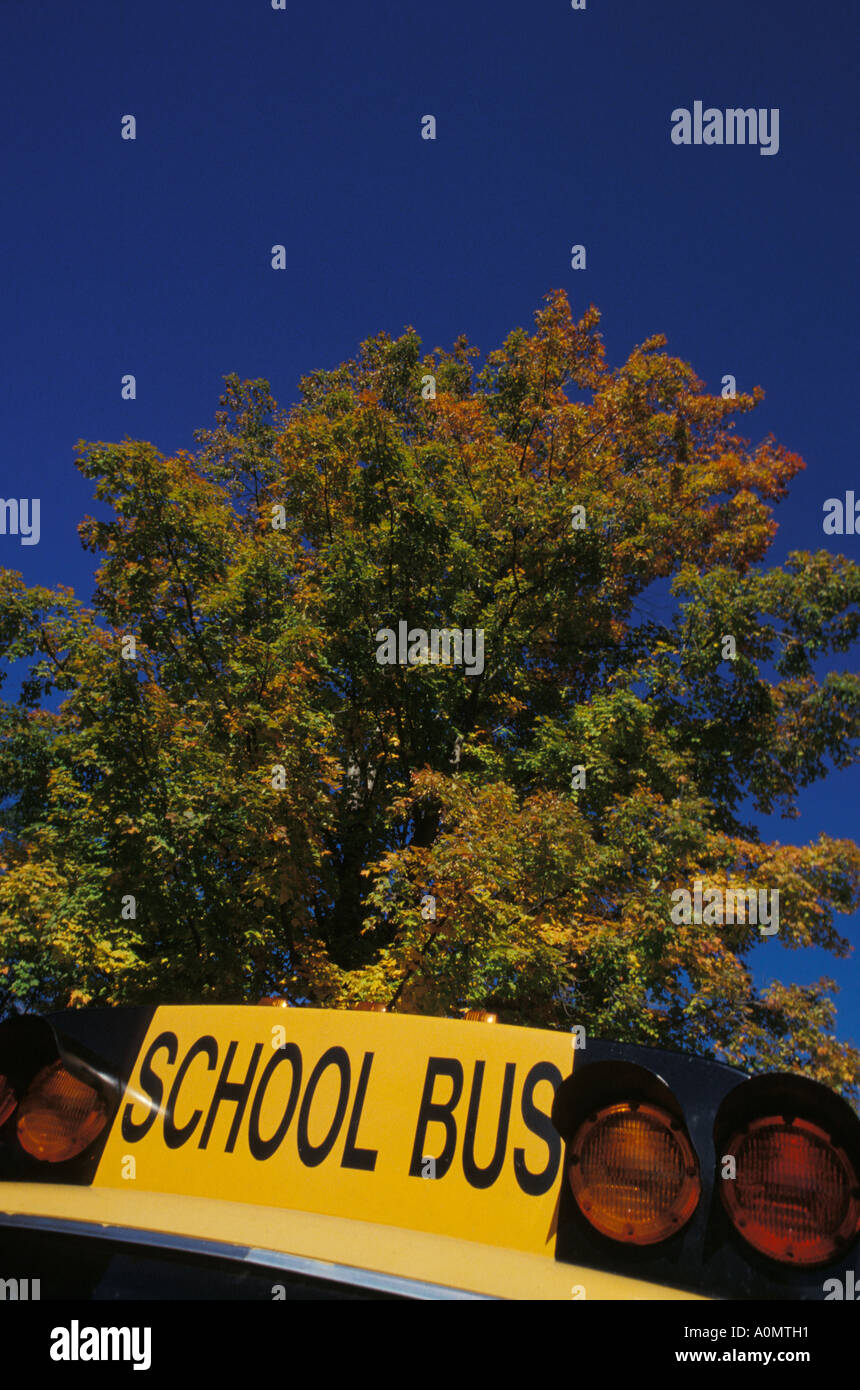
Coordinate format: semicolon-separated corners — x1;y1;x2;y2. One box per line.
0;1074;16;1128
721;1116;860;1266
569;1101;700;1244
16;1061;107;1162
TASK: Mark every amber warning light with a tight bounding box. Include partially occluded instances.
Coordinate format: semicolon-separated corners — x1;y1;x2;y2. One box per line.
568;1101;701;1245
16;1060;108;1163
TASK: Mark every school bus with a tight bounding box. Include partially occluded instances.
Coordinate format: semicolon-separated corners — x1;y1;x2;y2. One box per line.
0;1003;858;1299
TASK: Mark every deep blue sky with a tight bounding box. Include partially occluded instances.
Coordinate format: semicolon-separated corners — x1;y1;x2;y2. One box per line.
2;0;858;1041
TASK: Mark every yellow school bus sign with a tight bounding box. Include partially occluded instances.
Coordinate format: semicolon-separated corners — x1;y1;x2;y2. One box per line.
13;998;849;1299
95;1007;575;1256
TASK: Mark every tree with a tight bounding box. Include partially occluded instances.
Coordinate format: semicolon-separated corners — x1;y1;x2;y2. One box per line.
1;291;859;1096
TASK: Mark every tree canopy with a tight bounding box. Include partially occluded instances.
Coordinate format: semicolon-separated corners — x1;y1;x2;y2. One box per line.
2;290;859;1094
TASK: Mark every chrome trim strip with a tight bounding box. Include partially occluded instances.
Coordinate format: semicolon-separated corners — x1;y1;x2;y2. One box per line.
0;1211;492;1300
